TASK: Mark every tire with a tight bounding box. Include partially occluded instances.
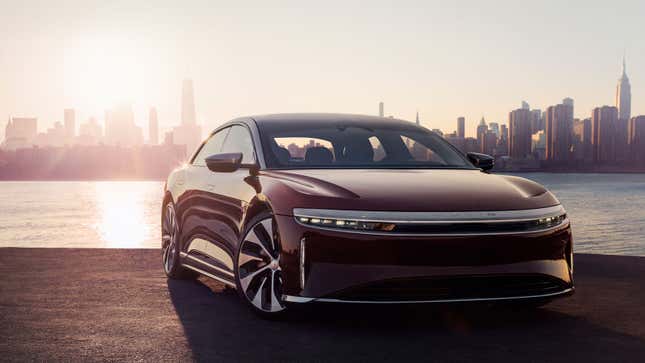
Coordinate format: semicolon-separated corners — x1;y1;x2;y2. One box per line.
235;210;289;318
161;201;196;279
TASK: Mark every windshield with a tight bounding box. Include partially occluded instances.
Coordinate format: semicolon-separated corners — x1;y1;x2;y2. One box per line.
259;121;474;169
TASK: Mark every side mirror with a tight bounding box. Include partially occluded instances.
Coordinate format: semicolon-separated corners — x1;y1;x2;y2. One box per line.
205;153;243;172
466;152;495;172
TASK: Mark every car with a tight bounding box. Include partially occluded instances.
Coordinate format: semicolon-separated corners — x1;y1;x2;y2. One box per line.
162;113;574;317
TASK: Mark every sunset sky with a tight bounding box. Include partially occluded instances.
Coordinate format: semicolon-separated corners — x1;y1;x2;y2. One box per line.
1;0;643;139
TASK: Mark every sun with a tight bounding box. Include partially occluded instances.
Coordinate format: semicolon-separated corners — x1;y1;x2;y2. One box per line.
63;34;149;115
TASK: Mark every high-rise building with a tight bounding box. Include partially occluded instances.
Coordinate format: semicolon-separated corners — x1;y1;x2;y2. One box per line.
415;111;420;126
2;117;37;150
573;118;592;161
104;103;143;147
521;101;530;110
530;109;543;133
508;109;532;159
457;117;465;138
149;108;159;145
173;79;202;155
592;106;618;162
64;108;75;141
489;122;500;137
78;117;103;145
545;103;573;161
482;130;497;156
616;57;631;122
379;102;384;117
628;116;645;161
476;117;487;152
562;98;574;107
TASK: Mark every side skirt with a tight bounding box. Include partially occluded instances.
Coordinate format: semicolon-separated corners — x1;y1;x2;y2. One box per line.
180;252;236;288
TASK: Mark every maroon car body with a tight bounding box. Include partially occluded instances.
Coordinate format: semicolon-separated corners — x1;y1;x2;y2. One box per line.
162;114;573;316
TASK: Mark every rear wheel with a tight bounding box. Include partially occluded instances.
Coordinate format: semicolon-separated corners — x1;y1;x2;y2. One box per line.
161;202;195;279
235;211;288;317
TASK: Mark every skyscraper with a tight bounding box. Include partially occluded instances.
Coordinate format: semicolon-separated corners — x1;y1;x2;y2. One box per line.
379;102;384;117
616;56;631;122
628;116;645;161
476;117;488;153
415;111;420;125
508;109;532;159
149;108;159;145
457;117;465;138
173;79;202;154
64;108;75;141
521;101;530;110
545;103;573;161
2;117;37;150
592;106;618;162
104;103;143;147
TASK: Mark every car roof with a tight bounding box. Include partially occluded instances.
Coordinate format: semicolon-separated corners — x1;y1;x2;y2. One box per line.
249;113;418;128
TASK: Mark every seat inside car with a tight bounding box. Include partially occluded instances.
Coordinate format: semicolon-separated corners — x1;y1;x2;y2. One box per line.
304;146;334;165
340;139;374;163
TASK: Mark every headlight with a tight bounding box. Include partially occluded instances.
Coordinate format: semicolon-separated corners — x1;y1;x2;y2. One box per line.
295;216;396;232
293;206;568;235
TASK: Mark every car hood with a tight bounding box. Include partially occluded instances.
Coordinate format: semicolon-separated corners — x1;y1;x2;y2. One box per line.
260;169;560;214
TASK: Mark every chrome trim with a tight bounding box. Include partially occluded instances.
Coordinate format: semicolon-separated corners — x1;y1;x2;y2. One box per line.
299;238;306;290
181;264;237;288
294;218;570;237
180;252;234;277
283;287;573;304
185;238;234;270
293;205;565;224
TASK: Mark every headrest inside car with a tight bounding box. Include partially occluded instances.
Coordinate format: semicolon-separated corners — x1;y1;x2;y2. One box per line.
305;146;333;164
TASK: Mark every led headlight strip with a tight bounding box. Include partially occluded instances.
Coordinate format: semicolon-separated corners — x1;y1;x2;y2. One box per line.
293;205;567;235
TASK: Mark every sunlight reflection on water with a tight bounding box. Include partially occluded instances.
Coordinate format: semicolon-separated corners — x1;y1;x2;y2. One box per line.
0;174;644;256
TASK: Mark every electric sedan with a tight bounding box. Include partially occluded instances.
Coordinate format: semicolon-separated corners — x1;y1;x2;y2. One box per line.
162;113;573;317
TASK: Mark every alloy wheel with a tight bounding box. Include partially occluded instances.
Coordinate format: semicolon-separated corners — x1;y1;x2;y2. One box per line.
162;204;178;274
238;218;285;312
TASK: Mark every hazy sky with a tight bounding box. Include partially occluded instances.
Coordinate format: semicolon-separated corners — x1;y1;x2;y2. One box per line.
1;0;643;139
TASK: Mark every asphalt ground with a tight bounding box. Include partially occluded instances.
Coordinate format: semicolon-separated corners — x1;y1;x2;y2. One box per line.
1;248;644;362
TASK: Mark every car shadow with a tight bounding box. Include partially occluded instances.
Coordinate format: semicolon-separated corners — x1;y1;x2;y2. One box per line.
167;278;645;362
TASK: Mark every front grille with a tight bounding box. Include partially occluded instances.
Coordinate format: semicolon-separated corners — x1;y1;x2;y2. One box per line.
327;274;569;302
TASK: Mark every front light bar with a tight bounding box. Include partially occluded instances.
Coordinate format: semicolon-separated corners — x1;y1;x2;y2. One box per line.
293;205;568;235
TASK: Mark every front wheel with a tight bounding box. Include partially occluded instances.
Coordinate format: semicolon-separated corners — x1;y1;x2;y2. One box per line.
161;202;195;279
235;211;288;318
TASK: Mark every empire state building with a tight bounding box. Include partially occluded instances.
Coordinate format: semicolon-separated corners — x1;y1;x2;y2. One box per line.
616;57;631;121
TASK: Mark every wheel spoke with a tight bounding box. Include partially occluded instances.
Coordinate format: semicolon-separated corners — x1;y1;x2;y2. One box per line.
260;219;274;251
244;230;273;258
251;276;267;308
269;271;282;312
240;264;270;291
238;249;264;266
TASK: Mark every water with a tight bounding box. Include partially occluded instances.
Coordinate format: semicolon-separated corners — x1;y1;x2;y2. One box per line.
0;174;644;256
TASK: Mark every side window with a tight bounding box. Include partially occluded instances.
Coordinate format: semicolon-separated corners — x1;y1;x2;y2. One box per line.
192;128;230;166
400;135;447;164
220;125;256;164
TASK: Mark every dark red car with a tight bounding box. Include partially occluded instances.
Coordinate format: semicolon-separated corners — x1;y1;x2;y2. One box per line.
162;113;573;317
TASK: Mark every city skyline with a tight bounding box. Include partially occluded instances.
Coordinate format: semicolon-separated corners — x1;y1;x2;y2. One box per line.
1;0;644;141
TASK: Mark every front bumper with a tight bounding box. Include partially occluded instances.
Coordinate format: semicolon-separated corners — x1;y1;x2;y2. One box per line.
275;212;574;304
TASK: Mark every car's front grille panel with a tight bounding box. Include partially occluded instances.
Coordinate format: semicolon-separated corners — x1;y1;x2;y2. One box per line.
327;274;568;302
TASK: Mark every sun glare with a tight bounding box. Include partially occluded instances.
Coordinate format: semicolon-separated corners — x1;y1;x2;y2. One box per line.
64;35;149;114
95;182;148;248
